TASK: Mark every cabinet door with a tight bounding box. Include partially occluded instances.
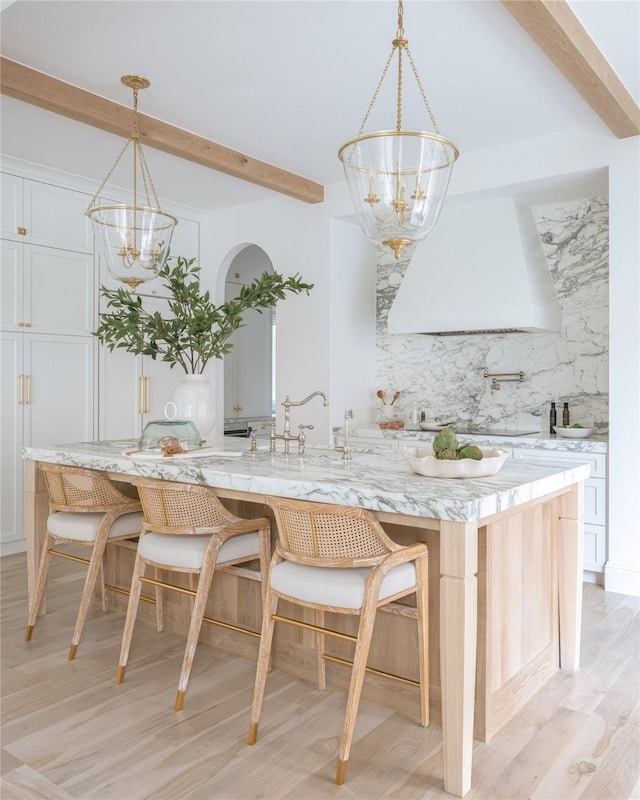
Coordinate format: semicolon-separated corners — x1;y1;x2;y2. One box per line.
0;173;23;241
23;179;94;253
142;355;184;425
23;334;96;447
0;240;23;331
0;332;24;547
97;346;142;440
25;245;95;335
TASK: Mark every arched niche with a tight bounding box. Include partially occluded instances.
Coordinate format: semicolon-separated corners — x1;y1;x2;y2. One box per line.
223;244;275;429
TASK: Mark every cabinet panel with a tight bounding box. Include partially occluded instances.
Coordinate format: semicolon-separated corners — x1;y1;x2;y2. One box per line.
511;447;606;478
27;246;95;334
23;334;95;446
1;173;23;241
583;522;606;573
0;240;23;330
0;332;23;545
1;174;93;253
24;180;93;253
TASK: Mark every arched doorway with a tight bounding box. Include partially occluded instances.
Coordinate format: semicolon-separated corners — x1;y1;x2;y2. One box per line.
223;245;275;432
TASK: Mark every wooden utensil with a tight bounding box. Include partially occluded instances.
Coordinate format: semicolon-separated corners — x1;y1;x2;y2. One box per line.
390;391;401;405
377;389;387;405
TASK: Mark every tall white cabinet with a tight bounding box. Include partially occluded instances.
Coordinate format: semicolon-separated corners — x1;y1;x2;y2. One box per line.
1;168;201;553
0;173;96;553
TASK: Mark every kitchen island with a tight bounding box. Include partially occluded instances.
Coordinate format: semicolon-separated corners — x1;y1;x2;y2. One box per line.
23;440;589;797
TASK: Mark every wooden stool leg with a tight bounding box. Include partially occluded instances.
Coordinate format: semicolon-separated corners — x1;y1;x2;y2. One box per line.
258;527;270;609
100;556;109;612
174;556;218;712
416;554;430;727
154;566;164;633
68;531;109;661
315;609;326;690
248;585;278;745
116;552;146;684
336;600;378;785
25;532;54;640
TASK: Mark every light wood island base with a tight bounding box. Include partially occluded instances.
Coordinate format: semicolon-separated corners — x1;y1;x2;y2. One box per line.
24;455;585;798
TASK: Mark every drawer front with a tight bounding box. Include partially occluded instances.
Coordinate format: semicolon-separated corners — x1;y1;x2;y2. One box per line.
511;447;606;478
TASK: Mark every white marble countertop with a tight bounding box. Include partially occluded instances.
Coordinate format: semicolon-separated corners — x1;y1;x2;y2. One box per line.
345;424;608;453
24;439;591;523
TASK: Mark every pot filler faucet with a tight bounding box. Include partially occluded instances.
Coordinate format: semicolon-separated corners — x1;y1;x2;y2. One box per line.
270;391;329;455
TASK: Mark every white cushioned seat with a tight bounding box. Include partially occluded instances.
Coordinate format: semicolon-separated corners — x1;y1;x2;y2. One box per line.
139;530;260;570
270;560;417;610
48;510;143;542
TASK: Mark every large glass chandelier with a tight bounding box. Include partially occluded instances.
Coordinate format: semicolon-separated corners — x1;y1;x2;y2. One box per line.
338;0;459;260
86;76;177;292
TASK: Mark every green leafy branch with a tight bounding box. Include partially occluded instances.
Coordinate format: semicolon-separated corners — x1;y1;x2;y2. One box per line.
93;255;313;374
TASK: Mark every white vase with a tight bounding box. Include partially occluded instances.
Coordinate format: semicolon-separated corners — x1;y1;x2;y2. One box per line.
171;374;215;440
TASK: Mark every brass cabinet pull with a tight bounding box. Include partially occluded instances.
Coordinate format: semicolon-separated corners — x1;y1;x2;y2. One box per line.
234;404;243;414
18;321;24;327
138;376;145;414
25;322;32;327
17;227;26;236
144;376;151;414
18;374;24;405
26;374;31;404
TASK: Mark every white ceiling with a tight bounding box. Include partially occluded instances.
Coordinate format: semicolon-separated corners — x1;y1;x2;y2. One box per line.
1;0;638;212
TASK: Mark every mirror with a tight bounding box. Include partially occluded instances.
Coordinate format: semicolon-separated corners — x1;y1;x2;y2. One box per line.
223;245;275;431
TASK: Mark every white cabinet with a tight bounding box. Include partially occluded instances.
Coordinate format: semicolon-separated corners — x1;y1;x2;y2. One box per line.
1;331;95;549
511;447;607;577
1;171;97;554
98;346;185;440
1;173;93;253
1;241;94;335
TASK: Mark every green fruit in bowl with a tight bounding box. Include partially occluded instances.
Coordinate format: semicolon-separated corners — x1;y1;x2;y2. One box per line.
570;423;584;428
457;445;483;461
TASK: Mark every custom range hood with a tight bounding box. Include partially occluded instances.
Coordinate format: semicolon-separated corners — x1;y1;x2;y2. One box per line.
387;197;561;335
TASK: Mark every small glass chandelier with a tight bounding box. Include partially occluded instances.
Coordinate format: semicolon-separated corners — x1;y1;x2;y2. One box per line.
86;75;177;292
338;0;459;260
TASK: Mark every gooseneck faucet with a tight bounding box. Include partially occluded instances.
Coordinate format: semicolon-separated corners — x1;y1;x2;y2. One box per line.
270;391;329;455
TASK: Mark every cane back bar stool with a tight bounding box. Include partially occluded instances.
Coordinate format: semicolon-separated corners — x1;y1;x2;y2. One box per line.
25;463;143;660
117;478;271;711
248;496;429;785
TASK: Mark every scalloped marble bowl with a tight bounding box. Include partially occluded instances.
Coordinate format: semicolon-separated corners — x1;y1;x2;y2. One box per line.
405;447;509;479
553;426;594;439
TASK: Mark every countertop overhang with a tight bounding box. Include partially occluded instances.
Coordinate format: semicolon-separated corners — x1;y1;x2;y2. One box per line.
23;439;591;523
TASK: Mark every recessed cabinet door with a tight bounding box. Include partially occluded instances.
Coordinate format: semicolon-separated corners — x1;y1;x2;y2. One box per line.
0;173;23;241
97;346;141;441
23;180;93;253
0;332;23;547
26;246;95;335
23;334;96;447
0;240;23;331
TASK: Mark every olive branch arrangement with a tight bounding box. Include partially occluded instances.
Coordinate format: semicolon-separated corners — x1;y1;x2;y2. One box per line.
93;255;313;374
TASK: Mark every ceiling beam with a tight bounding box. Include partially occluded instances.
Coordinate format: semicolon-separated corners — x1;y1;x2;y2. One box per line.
502;0;640;139
0;58;325;204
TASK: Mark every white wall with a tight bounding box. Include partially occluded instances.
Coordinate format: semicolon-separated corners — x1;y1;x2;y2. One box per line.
201;128;640;596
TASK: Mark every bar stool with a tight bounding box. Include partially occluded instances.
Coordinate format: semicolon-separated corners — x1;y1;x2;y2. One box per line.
248;496;429;785
25;463;143;660
116;478;271;711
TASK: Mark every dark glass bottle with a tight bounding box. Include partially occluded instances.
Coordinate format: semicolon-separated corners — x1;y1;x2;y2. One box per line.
550;402;557;434
563;402;570;427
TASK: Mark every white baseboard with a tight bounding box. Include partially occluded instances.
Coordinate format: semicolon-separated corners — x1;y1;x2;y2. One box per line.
0;539;27;557
604;562;640;597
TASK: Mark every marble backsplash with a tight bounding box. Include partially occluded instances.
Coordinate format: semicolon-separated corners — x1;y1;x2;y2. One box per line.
376;196;609;434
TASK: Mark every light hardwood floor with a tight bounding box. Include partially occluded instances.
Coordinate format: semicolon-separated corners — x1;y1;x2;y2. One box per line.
1;551;639;800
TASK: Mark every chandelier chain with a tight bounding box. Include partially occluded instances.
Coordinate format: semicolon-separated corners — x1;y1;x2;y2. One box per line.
397;0;404;37
357;46;396;137
405;45;441;136
136;140;163;209
396;44;403;132
86;138;132;209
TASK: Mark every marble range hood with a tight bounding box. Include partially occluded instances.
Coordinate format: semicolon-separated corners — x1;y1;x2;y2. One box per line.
387;197;562;336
